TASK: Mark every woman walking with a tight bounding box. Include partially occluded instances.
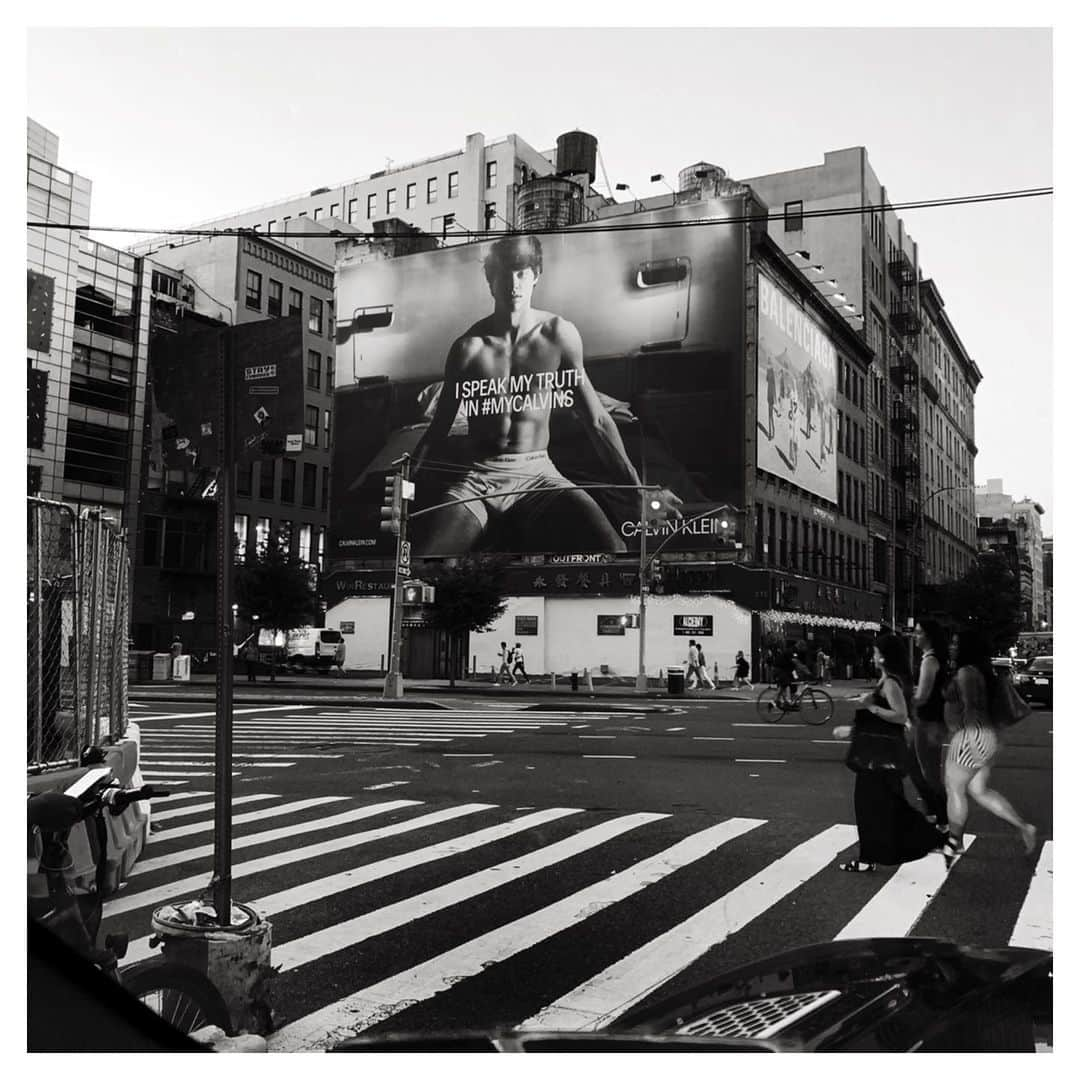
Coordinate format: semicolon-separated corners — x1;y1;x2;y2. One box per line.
941;630;1037;866
909;618;950;831
833;633;943;873
733;650;753;690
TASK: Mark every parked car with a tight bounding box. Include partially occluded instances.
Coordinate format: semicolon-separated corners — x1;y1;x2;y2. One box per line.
1015;655;1053;707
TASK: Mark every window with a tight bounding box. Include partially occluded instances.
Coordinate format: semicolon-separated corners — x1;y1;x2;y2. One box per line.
305;406;318;446
152;270;178;298
386;188;397;214
427;177;438;204
485;202;497;230
268;279;283;317
245;269;262;310
784;200;803;231
327;299;334;340
326;354;335;392
324;408;332;448
277;520;293;554
367;193;377;219
307;349;321;390
309;296;324;334
298;524;312;564
234;514;249;560
347;198;357;223
237;461;253;497
448;171;459;199
280;458;296;503
486;161;498;189
255;517;271;554
322;467;329;510
288;288;302;317
259;459;275;500
302;463;317;506
330;203;339;218
317;528;325;570
406;183;416;209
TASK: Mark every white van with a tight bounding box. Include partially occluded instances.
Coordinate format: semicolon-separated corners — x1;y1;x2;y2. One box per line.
284;627;346;668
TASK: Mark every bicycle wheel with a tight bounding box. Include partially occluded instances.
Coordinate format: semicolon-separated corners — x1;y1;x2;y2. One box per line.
756;687;783;721
122;957;232;1036
799;687;834;725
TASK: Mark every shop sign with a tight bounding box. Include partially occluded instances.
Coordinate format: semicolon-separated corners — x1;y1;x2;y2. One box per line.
674;614;713;636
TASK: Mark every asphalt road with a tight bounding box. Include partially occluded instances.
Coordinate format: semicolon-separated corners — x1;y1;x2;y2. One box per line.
108;693;1053;1050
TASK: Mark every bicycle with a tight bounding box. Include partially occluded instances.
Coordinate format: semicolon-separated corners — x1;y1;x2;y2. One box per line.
28;764;233;1035
756;678;834;725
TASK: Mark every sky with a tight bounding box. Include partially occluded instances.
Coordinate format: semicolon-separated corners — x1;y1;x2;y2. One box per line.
24;21;1055;532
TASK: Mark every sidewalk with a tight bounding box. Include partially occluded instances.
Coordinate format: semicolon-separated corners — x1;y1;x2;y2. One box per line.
129;674;873;708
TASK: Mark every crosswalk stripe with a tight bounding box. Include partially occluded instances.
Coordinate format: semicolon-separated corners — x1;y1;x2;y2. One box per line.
268;816;764;1051
148;797;349;843
152;722;531;732
131;705;314;722
151;793;279;823
833;834;976;940
130;799;425;877
145;789;214;808
157;725;481;736
1009;841;1053;950
139;751;344;760
139;770;238;778
120;807;587;968
103;803;492;918
519;823;856;1032
273;811;668;974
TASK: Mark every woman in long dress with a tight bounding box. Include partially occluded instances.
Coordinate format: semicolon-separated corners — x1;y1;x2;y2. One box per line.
833;633;943;872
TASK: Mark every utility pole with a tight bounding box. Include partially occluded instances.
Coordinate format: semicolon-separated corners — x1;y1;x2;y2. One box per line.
381;455;414;699
635;487;650;691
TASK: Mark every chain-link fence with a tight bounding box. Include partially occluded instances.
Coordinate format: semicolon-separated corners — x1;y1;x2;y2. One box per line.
28;499;129;769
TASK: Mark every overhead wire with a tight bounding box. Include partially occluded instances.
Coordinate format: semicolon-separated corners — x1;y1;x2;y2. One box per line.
25;186;1053;247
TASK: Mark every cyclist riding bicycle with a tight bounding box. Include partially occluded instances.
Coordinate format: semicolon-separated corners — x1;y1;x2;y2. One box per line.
775;645;813;705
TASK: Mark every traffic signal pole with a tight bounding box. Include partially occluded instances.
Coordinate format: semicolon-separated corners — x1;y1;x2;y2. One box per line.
382;456;412;699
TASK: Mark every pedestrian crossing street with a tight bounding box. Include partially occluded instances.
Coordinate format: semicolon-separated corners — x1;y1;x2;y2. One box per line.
132;704;607;787
101;790;1053;1051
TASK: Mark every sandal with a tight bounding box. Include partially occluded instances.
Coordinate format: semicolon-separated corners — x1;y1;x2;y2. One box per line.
1020;823;1038;855
943;833;965;868
839;860;876;873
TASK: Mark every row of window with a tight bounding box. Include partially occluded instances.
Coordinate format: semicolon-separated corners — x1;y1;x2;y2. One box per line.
307;350;335;392
237;459;330;506
242;239;332;289
840;361;865;411
755;502;871;590
233;514;325;567
244;270;333;337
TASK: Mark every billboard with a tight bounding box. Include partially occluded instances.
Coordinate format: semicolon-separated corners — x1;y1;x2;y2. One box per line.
330;199;749;561
148;316;306;484
755;271;838;503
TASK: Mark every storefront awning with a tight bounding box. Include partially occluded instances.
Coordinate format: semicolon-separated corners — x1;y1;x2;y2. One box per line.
759;610;881;632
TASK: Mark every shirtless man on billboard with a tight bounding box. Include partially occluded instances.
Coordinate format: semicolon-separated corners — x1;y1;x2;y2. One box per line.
410;234;681;556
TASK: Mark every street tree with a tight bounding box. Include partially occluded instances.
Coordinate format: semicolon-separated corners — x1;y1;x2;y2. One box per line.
921;550;1024;652
234;536;318;681
421;556;509;687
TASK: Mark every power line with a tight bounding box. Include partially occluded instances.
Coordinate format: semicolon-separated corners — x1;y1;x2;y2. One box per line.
25;186;1052;246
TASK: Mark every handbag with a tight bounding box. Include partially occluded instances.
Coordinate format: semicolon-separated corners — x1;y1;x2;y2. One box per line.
991;671;1033;728
845;707;909;774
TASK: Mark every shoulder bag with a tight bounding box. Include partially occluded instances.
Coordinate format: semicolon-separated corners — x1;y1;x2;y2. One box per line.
991;671;1033;728
845;679;909;773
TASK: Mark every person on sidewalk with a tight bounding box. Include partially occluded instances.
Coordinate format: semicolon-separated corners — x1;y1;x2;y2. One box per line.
242;637;260;683
695;642;715;689
511;643;528;684
733;650;753;690
686;640;702;690
817;649;832;686
497;642;518;686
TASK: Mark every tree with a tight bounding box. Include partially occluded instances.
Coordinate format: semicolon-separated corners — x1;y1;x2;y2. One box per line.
234;536;318;681
421;556;509;687
923;550;1023;653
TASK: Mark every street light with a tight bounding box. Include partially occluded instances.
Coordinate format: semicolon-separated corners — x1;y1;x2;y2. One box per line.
650;173;676;206
615;183;644;211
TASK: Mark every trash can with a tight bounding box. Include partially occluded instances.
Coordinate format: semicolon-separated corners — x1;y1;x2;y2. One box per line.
152;653;172;681
667;666;686;696
172;654;191;682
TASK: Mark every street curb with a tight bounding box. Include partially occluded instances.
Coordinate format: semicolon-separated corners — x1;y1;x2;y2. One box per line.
129;693;452;710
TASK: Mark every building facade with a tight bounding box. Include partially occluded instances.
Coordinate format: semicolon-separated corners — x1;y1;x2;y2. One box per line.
743;148;982;628
975;479;1047;629
27;118;152;557
324;167;882;679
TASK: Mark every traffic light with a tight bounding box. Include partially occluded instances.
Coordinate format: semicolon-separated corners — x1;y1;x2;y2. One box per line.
402;582;435;605
620;613;640;628
380;474;403;535
644;489;665;527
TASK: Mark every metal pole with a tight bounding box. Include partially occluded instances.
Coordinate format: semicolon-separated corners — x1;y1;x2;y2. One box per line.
636;488;648;692
212;327;236;926
84;512;102;747
33;503;43;763
383;456;411;700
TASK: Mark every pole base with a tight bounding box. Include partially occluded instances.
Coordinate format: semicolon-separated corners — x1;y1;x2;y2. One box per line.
383;672;404;699
635;672;649;691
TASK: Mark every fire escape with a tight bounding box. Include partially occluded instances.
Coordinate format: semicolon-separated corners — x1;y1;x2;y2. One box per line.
888;252;922;615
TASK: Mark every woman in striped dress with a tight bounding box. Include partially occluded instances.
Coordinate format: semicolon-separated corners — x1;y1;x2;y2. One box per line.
941;629;1037;866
